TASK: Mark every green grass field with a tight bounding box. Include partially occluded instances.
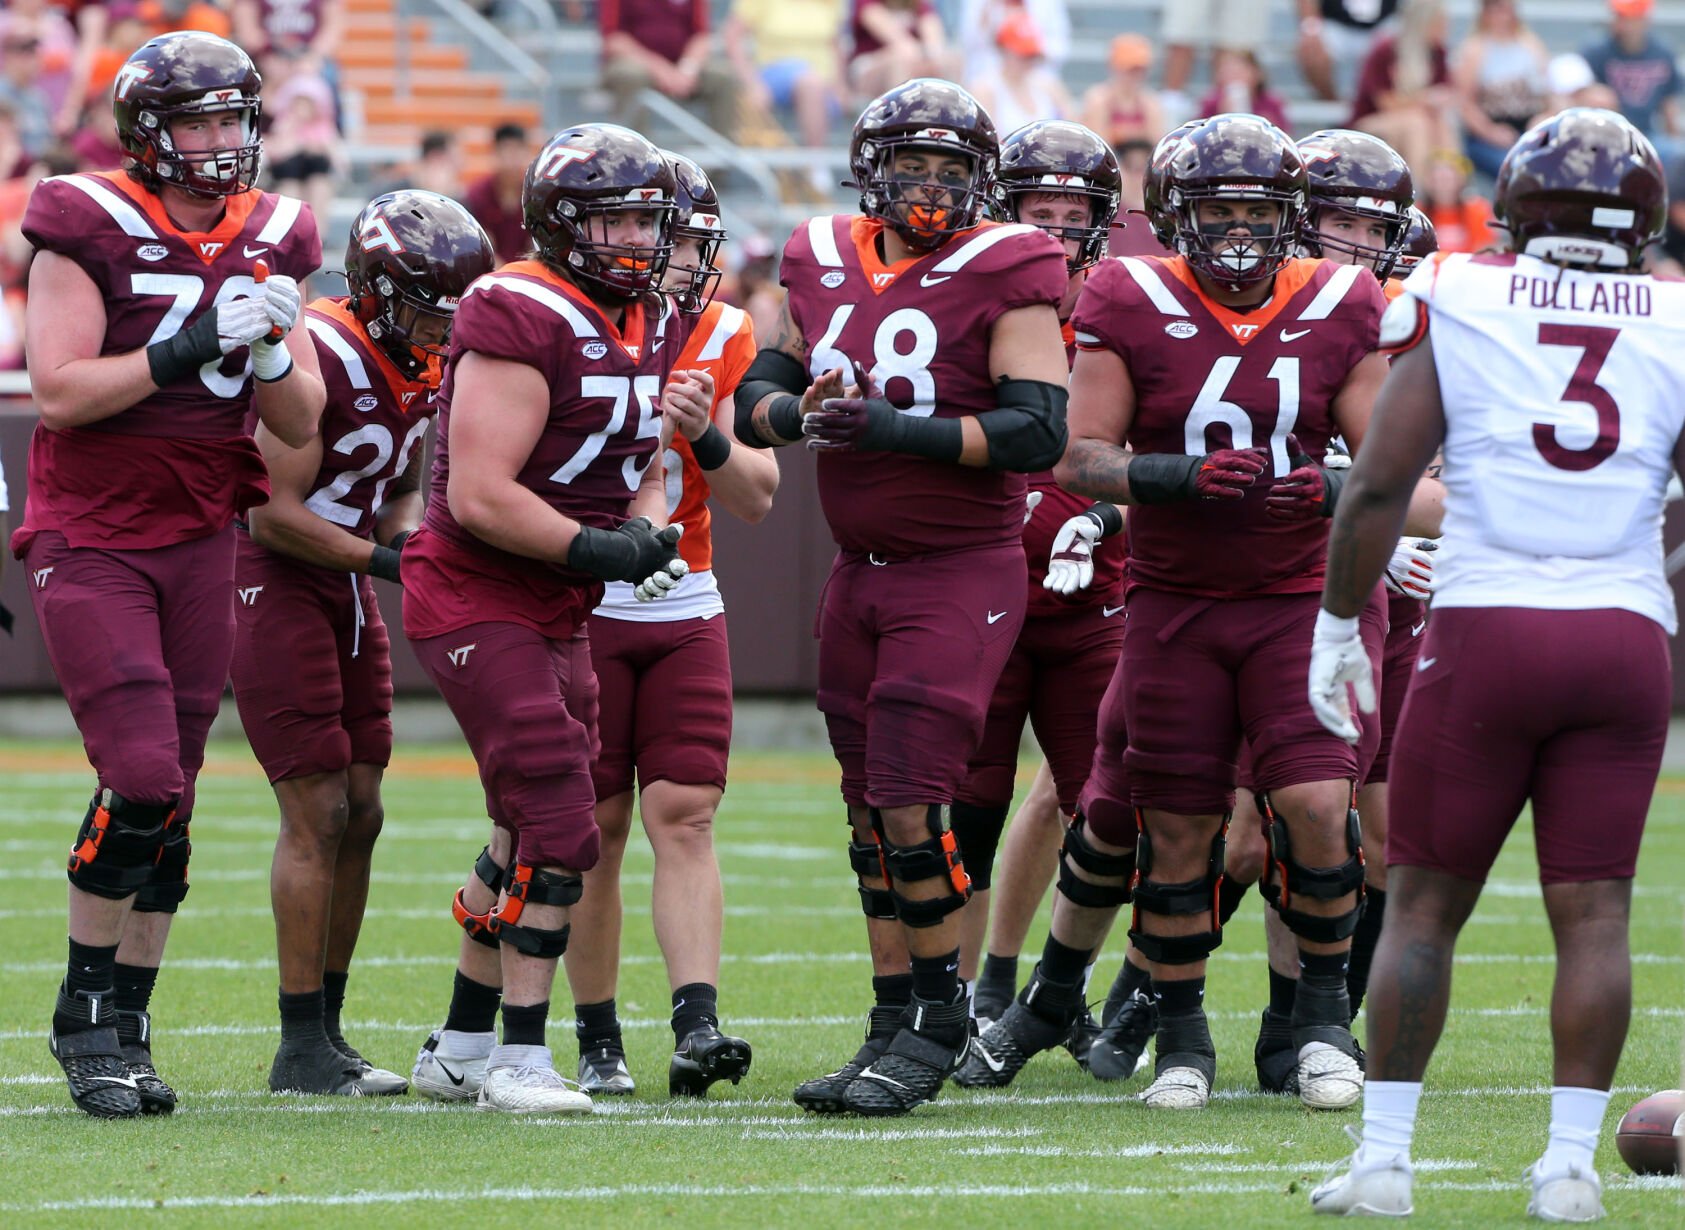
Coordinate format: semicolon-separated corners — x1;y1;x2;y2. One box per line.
0;738;1681;1227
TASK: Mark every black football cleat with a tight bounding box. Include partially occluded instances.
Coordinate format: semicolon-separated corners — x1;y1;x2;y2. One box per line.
953;967;1082;1089
269;1038;396;1096
49;989;142;1119
669;1023;752;1098
1087;986;1157;1082
1065;1002;1102;1069
793;1005;901;1114
116;1010;176;1115
971;974;1013;1033
1253;1007;1299;1096
841;995;971;1117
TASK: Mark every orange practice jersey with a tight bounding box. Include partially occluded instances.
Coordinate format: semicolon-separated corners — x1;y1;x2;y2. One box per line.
666;298;757;574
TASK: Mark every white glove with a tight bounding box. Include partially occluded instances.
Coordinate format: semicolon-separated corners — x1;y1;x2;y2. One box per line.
251;337;293;382
1044;512;1103;595
260;273;302;333
634;556;689;602
1022;489;1043;526
213;296;277;352
1382;538;1438;601
1308;608;1375;744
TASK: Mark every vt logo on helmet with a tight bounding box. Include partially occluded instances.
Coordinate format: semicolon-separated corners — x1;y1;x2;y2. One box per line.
114;32;264;199
993;120;1122;273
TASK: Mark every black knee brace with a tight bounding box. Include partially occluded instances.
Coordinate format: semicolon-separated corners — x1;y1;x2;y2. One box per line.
876;805;972;928
452;845;509;949
66;789;178;901
1127;808;1229;966
132;811;191;914
1255;791;1366;944
492;863;583;958
946;801;1008;891
1055;811;1134;910
847;828;896;920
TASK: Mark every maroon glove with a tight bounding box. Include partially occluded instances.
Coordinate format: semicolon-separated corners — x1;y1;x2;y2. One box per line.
1265;435;1336;521
1193;447;1270;500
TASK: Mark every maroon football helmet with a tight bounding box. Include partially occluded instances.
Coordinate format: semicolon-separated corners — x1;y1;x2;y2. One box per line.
1495;108;1665;270
346;190;496;379
1394;206;1437;275
113;32;263;198
664;152;727;314
1296;129;1415;280
994;120;1121;272
1140;119;1203;247
849;78;999;252
1149;113;1307;291
523;123;678;302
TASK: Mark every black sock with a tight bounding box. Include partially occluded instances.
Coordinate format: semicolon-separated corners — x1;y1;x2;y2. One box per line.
321;969;349;1046
501;1000;549;1048
672;982;718;1043
64;939;118;1000
872;972;913;1011
1038;935;1090;986
909;950;962;1004
1295;950;1352;1031
1268;967;1299;1018
979;952;1018;990
278;987;328;1045
112;962;159;1018
1119;956;1151;996
1347;888;1386;1017
575;998;621;1053
1300;950;1349;982
1153;976;1205;1018
442;971;501;1035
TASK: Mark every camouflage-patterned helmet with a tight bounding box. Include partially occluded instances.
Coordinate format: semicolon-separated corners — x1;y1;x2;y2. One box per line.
849;78;1000;251
1140;119;1203;248
1297;129;1415;280
1394;206;1437;275
664;152;727;314
113;32;263;198
994;120;1121;272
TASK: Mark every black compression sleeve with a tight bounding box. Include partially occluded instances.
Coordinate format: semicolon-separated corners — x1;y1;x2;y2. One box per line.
976;378;1069;471
1125;453;1201;505
146;311;222;388
690;422;733;470
734;347;809;446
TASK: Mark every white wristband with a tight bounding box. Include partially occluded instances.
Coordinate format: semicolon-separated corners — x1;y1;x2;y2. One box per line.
251;340;293;383
1314;607;1360;641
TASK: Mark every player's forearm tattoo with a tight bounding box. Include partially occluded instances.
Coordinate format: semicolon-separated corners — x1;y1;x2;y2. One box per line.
1378;940;1449;1080
1060;438;1135;503
768;299;808;359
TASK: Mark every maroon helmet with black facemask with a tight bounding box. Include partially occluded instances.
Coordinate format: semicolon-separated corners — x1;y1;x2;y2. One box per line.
1494;107;1665;271
1141;119;1202;247
1394;206;1437;275
1148;113;1307;292
346;190;496;379
113;32;263;199
1297;129;1415;280
523;123;678;302
994;120;1121;272
849;78;999;252
664;152;727;314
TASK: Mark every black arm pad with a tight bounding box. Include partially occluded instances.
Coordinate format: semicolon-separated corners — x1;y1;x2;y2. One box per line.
146;310;222;388
1126;453;1202;504
1320;466;1348;517
734;347;809;447
976;378;1069;472
368;545;402;583
1084;501;1125;539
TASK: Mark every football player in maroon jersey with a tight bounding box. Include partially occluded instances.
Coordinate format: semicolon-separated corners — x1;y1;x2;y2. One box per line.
17;31;324;1118
1058;113;1399;1112
734;79;1072;1116
232;190;495;1096
401;123;690;1114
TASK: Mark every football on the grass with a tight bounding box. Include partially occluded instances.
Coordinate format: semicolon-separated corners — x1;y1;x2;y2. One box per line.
1615;1090;1684;1175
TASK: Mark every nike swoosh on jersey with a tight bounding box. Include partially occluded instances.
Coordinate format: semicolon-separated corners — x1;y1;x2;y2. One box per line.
920;274;952;287
1280;328;1312;342
243;244;269;258
1411;621;1427;637
987;610;1007;624
1103;605;1125;618
1417;656;1437;672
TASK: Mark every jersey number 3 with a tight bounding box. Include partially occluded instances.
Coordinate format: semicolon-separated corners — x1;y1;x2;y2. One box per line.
1534;324;1619;472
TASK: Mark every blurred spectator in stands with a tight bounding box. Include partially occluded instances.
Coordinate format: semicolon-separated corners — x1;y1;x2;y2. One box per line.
734;232;784;347
156;0;235;38
465;121;531;263
267;64;340;244
232;0;345;81
1453;0;1548;180
1417;149;1495;253
848;0;954;103
0;0;78;122
0;146;74;367
1299;1;1399;103
1107;136;1171;257
1080;35;1165;149
1350;0;1454;182
412;130;464;199
40;0;109;140
724;0;845;152
1531;53;1619;125
600;0;738;138
1582;0;1681;161
0;32;55;161
1159;2;1270;118
78;3;154;125
969;11;1072;135
0;104;24;181
959;0;1069;81
1198;50;1291;133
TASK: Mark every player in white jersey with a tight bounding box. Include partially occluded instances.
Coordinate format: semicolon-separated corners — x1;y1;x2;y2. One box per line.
1306;109;1680;1222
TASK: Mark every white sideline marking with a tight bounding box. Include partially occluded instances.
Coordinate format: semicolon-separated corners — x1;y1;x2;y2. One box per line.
0;1014;854;1043
1181;1159;1480;1174
961;1142;1247;1159
742;1126;1042;1142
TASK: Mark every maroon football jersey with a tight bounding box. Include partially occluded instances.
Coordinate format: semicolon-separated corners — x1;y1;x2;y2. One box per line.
402;260;681;640
1073;255;1384;598
296;298;439;542
13;171;321;555
780;214;1067;557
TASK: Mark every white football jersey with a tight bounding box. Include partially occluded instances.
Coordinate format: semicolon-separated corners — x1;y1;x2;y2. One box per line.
1387;251;1685;632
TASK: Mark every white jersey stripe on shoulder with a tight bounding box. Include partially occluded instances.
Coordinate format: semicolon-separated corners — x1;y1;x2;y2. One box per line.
465;274;599;337
51;175;157;239
929;223;1038;273
254;194;303;247
1120;257;1189;317
306;316;371;390
695;303;747;362
1296;262;1364;322
807;215;845;268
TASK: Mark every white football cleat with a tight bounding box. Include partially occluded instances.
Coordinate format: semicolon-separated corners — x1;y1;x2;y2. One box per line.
1299;1040;1365;1110
476;1044;594;1114
411;1028;493;1103
1139;1065;1211;1110
1526;1161;1604;1223
1311;1138;1414;1217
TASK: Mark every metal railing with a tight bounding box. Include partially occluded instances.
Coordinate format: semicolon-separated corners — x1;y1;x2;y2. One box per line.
407;0;558;125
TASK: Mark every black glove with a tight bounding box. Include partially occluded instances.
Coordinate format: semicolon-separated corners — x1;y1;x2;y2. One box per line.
567;517;682;583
